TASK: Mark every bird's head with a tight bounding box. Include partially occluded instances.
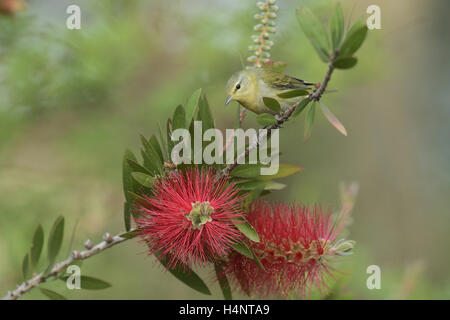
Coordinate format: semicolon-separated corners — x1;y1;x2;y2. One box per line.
225;69;255;105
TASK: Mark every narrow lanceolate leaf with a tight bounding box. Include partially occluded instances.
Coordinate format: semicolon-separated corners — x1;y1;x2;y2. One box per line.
319;102;347;136
157;253;211;295
126;159;152;176
172;104;186;130
231;241;253;259
46;216;65;273
292;98;311;117
122;149;137;202
230;164;265;179
158;122;169;161
296;7;330;63
149;135;164;163
214;264;232;300
277;89;309;99
232;241;265;271
333;56;358;69
237;180;286;191
30;224;44;271
124;202;131;231
330;3;344;51
120;229;139;239
185;88;202;128
340;24;368;57
131;172;155;188
141;135;163;174
60;275;111;290
39;288;67;300
262;97;281;113
256;164;303;180
233;218;260;243
197;94;215;130
22;253;30;280
304;102;316;141
256;113;277;126
85;277;110;290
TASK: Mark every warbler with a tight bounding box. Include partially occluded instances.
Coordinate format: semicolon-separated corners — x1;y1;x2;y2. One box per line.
225;67;315;115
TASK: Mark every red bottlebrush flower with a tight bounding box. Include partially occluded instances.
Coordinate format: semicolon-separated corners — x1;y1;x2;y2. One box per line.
222;201;354;298
134;168;244;268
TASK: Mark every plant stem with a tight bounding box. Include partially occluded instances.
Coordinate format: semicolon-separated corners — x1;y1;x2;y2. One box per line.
1;230;135;300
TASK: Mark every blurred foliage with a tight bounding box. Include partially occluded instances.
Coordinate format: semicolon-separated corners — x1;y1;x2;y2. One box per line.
0;0;449;299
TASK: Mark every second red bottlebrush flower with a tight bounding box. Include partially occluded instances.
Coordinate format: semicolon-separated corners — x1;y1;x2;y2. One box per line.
134;168;244;268
221;201;355;298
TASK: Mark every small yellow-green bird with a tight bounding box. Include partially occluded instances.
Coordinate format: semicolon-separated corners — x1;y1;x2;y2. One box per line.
225;67;315;115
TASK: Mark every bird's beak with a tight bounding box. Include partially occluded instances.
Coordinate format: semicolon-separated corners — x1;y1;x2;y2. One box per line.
225;96;232;105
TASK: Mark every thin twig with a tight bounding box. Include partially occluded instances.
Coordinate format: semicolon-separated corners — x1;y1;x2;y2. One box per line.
2;230;135;300
221;51;338;177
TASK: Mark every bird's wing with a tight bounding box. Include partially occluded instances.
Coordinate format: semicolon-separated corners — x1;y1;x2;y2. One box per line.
258;68;313;91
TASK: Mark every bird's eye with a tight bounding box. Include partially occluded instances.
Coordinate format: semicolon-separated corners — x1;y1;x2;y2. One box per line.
236;83;241;90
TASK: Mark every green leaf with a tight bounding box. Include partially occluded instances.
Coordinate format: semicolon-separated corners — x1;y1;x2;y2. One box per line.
232;241;265;272
157;253;211;295
330;3;344;50
297;6;330;63
214;264;232;300
292;98;311;118
158;122;169;161
333;56;358;69
231;241;253;259
237;180;286;191
256;113;277;126
120;229;139;239
233;218;260;242
122;149;137;202
197;94;215;130
340;24;368;57
185;88;202;128
230;164;265;179
46;215;65;273
140;135;163;174
319;101;347;136
172;104;186;130
39;288;67;300
22;253;30;280
256;164;303;180
60;275;111;290
124;202;131;231
80;276;111;290
262;97;281;113
277;89;309;99
149;135;164;163
127;191;148;206
304;102;316;141
126;159;152;176
166;118;174;155
131;172;155;188
30;224;44;272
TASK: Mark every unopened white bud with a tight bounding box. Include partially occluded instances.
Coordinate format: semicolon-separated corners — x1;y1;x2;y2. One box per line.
103;232;113;243
254;24;263;31
84;239;93;249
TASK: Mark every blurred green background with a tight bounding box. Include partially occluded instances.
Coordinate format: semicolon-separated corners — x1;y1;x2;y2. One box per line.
0;0;449;299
